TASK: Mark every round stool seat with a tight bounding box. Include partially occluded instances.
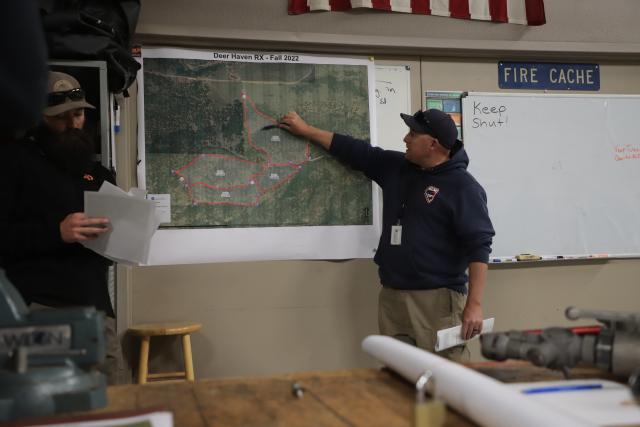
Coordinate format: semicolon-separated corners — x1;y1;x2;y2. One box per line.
128;322;202;337
127;321;202;384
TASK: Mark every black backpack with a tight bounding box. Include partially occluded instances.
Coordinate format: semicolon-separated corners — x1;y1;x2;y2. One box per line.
40;0;141;94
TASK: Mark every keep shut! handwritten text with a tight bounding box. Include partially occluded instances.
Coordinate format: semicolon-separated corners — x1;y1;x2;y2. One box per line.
470;101;508;129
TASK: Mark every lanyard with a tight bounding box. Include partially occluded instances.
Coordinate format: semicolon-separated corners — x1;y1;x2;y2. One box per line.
396;163;414;225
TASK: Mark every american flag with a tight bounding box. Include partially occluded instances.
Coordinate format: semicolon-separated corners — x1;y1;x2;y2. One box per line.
289;0;546;26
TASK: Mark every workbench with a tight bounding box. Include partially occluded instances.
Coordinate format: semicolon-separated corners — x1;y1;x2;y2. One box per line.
10;362;613;427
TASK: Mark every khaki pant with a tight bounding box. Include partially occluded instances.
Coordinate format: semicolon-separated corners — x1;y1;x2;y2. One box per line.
378;287;470;362
29;303;130;384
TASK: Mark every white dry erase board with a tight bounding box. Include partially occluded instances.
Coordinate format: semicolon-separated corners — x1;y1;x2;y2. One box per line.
375;65;411;151
462;92;640;260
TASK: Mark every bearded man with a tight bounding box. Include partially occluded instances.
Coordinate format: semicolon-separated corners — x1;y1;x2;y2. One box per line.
0;71;127;384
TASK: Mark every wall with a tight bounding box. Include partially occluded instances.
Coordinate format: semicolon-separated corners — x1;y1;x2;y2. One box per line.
134;0;640;58
117;1;640;380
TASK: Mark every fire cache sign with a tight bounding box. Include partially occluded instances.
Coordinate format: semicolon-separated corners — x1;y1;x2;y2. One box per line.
498;62;600;91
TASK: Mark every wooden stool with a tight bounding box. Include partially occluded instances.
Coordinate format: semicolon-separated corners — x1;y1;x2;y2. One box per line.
128;321;202;384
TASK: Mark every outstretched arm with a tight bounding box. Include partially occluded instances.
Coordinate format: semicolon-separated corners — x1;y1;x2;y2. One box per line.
279;111;334;150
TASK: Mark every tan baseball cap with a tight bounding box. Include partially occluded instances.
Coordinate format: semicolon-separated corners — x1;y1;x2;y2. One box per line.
44;71;95;116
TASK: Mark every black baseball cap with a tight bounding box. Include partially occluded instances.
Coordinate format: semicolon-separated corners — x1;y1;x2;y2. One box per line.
400;109;460;150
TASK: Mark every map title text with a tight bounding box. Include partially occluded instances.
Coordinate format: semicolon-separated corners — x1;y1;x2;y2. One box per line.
212;52;302;63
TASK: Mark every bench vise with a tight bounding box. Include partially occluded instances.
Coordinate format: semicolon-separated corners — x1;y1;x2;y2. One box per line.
0;269;107;421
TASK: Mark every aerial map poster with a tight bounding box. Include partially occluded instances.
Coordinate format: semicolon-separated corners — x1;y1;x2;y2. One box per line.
137;47;381;264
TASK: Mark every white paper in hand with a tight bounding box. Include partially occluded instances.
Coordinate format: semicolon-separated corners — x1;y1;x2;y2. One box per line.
435;318;495;352
82;182;159;265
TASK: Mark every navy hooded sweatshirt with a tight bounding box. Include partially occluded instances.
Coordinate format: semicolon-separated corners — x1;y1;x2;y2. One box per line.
330;133;494;293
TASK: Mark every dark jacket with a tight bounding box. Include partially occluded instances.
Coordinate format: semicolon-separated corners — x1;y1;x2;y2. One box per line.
330;134;494;293
0;138;115;317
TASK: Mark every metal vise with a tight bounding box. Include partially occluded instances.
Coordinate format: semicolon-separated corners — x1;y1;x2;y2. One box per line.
0;269;107;421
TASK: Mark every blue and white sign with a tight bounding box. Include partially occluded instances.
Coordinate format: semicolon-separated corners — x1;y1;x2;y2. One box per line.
498;62;600;91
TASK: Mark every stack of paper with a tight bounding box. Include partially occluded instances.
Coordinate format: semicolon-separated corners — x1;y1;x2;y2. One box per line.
82;182;161;265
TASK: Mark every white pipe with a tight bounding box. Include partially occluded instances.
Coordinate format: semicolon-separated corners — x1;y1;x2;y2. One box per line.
362;335;592;427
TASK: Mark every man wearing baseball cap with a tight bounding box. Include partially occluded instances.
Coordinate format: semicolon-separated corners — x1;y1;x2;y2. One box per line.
0;71;127;383
43;71;96;129
278;109;494;361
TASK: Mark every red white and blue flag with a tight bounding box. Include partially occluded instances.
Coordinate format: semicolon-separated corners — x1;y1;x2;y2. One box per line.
288;0;546;26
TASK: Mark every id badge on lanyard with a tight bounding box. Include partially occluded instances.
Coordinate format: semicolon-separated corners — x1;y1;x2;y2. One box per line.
391;224;402;245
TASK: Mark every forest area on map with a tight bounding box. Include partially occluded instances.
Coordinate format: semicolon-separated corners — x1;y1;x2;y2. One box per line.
143;57;373;228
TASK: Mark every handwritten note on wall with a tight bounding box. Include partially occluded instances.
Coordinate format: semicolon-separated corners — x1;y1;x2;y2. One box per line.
614;144;640;161
375;65;411;151
468;100;509;130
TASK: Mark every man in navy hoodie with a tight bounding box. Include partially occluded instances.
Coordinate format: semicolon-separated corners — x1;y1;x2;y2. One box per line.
279;109;494;360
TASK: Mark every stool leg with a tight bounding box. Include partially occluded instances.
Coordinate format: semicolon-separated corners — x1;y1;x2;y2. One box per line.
138;336;150;384
182;334;195;381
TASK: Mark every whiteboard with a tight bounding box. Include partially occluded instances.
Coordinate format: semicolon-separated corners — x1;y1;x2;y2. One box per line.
375;65;411;151
462;92;640;260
